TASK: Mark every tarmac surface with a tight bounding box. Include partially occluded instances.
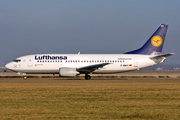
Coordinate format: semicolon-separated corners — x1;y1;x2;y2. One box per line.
1;70;180;77
1;78;180;82
1;71;180;82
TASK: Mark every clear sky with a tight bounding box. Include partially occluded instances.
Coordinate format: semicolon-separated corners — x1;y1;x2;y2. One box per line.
0;0;180;66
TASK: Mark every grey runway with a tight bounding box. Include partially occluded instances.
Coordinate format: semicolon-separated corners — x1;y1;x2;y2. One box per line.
0;78;180;82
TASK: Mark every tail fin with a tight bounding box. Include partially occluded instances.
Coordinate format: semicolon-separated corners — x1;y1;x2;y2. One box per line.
125;24;168;55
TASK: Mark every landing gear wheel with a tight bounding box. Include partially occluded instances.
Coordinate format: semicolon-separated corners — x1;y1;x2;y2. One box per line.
23;76;27;80
85;75;91;80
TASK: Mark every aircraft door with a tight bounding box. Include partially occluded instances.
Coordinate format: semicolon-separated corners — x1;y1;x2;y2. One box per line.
27;57;33;67
134;57;138;67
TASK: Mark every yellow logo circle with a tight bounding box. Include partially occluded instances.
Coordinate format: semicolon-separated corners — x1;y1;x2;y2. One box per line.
151;35;162;47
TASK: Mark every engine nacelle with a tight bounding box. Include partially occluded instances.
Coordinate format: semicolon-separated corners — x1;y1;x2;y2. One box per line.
59;68;79;77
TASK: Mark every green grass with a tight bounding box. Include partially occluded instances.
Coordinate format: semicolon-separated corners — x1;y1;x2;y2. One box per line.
0;81;180;119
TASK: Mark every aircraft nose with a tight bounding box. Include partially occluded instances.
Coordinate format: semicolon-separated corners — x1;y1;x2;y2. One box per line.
5;62;12;70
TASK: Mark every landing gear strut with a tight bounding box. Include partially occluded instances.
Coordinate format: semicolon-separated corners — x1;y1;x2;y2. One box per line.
85;74;91;80
23;76;27;80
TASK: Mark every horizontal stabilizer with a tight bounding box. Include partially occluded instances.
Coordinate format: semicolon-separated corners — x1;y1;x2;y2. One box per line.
149;53;175;59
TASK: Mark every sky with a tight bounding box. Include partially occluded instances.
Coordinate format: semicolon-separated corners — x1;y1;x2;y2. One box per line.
0;0;180;66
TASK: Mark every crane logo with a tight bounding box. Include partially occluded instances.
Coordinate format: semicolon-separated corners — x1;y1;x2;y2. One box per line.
151;35;162;47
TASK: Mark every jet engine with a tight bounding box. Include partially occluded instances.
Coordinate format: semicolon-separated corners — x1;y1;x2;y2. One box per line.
59;68;79;77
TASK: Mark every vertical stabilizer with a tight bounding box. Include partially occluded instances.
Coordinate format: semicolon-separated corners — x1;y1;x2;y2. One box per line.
125;24;168;55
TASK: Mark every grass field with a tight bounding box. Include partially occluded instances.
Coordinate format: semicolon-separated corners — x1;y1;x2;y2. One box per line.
0;80;180;120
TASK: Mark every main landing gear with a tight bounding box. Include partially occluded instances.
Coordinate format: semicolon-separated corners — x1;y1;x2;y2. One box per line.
85;74;91;80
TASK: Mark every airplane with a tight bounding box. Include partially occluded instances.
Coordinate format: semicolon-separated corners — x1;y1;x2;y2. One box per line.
5;24;174;80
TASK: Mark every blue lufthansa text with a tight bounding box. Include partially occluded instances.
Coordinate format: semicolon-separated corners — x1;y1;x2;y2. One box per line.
35;55;67;60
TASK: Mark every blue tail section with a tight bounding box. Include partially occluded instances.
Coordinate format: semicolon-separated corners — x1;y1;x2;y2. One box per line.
125;24;168;55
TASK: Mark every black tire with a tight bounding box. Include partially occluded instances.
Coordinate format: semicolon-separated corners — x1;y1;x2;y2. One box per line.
85;75;91;80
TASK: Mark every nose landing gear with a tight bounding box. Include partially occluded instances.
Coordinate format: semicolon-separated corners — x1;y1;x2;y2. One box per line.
23;76;27;80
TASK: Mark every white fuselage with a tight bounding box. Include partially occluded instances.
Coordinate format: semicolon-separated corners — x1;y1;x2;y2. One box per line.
5;54;162;74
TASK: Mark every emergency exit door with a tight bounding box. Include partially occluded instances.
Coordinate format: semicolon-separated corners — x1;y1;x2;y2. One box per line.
27;57;33;67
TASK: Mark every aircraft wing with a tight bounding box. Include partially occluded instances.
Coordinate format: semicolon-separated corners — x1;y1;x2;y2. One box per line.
149;53;175;59
77;63;110;74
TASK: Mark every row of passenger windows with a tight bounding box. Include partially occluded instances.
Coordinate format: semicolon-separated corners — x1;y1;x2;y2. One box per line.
37;60;125;63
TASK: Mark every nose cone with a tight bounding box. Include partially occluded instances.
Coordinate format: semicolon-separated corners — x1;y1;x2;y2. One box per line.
5;62;12;70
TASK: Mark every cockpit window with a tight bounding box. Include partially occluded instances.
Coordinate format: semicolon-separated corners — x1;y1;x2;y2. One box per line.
13;59;21;62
